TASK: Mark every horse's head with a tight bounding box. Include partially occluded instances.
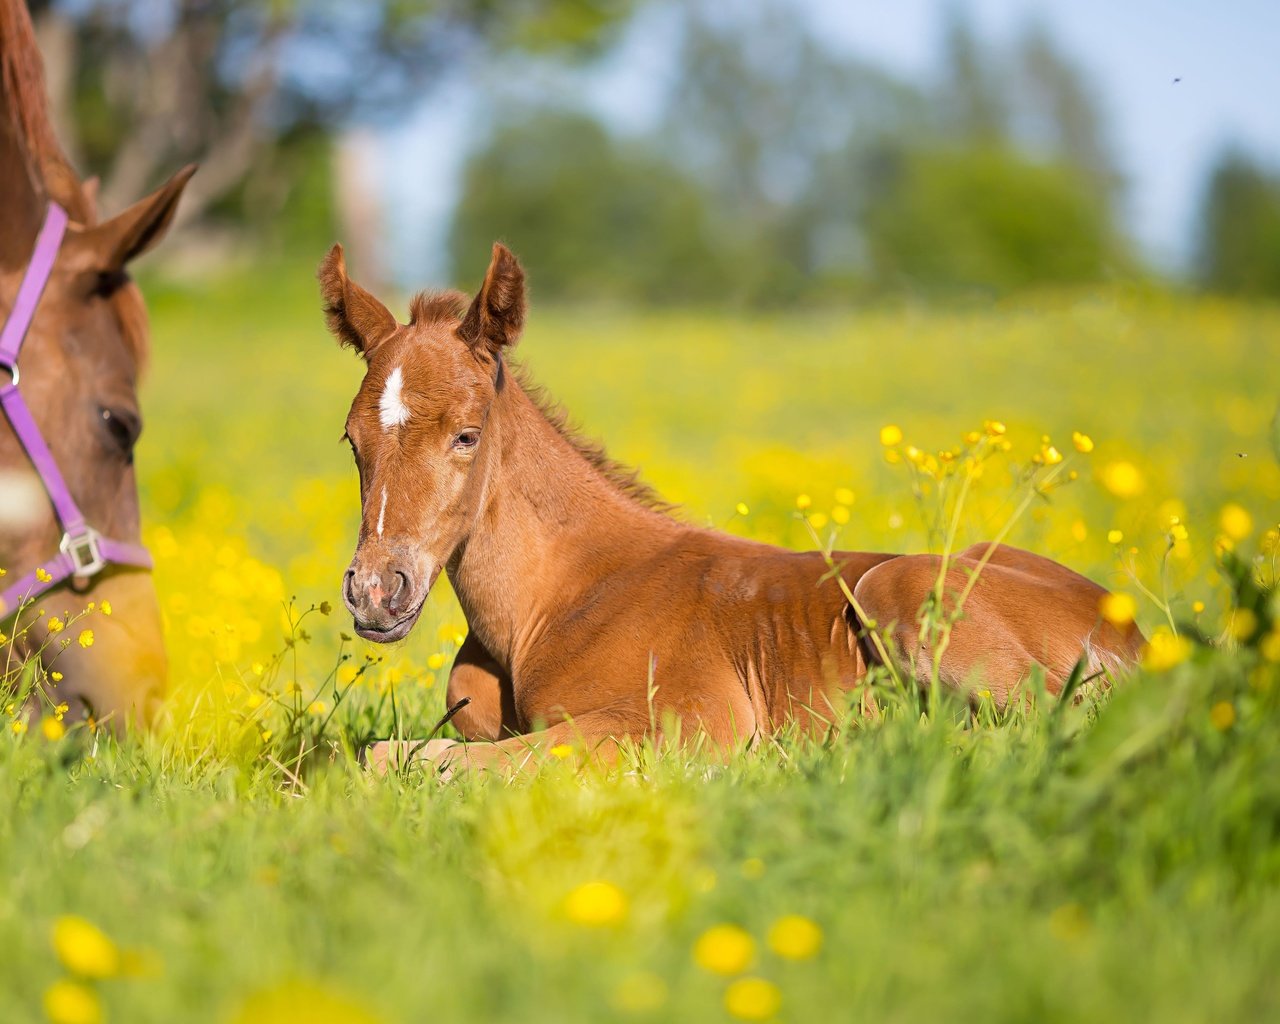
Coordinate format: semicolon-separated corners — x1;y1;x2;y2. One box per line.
319;242;525;642
0;166;193;725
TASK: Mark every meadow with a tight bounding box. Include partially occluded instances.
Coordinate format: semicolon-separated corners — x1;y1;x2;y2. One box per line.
3;263;1279;1024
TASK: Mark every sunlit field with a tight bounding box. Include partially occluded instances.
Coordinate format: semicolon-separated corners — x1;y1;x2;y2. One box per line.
3;263;1279;1023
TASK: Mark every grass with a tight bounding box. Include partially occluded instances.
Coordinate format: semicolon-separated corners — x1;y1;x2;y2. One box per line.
2;261;1279;1022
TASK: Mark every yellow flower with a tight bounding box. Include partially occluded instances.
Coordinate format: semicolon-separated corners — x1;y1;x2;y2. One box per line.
831;506;850;526
1070;519;1087;542
47;617;65;634
724;978;781;1021
426;653;446;670
1219;503;1253;542
1142;628;1193;672
246;693;263;710
693;924;755;975
1099;592;1137;626
1040;445;1064;466
834;487;855;506
1192;601;1205;615
983;419;1006;437
549;743;574;760
42;979;102;1024
766;914;823;960
962;430;982;444
735;502;750;517
100;600;112;616
36;567;52;583
1071;431;1094;453
808;512;828;530
795;494;811;511
1228;609;1258;642
51;671;63;682
879;424;903;446
1209;701;1236;731
1107;529;1124;545
1260;630;1280;662
307;700;326;717
41;717;65;741
563;880;628;927
883;449;901;465
11;720;26;735
53;915;120;978
1169;519;1188;542
77;630;94;649
1098;460;1145;498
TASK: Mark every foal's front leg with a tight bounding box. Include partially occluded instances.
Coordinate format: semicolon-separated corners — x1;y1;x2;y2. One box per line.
444;633;519;741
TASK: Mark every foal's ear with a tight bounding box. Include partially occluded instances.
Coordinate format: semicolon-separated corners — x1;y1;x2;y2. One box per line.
64;164;196;271
458;242;526;355
317;243;398;358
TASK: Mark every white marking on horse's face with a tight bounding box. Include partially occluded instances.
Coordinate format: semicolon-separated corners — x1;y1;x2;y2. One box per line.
379;366;410;429
376;487;387;538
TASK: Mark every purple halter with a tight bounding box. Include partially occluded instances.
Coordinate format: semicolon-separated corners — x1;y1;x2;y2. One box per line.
0;202;152;618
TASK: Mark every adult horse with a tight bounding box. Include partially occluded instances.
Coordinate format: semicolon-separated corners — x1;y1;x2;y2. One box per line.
320;242;1144;774
1;0;192;726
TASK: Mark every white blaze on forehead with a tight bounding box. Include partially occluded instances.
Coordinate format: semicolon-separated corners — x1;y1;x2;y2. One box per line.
376;487;387;538
379;366;411;429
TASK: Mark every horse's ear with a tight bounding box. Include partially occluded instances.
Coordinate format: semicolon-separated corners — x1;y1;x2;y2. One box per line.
458;242;525;355
64;164;196;271
317;243;398;358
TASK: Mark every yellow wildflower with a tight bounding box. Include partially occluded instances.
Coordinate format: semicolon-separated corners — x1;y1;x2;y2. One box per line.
735;502;750;516
42;979;102;1024
1070;519;1087;542
53;915;120;978
1209;701;1236;731
1071;431;1094;453
808;512;828;530
963;430;981;444
766;914;823;960
724;978;782;1021
36;567;52;583
1040;445;1064;466
563;881;628;927
47;616;65;634
51;671;63;681
795;493;811;511
1099;592;1137;626
693;924;755;975
11;720;26;735
77;630;94;649
1169;518;1188;542
307;700;326;717
1229;609;1258;642
41;717;65;741
983;419;1006;437
1260;630;1280;662
427;653;446;670
1143;628;1193;672
831;506;850;526
1107;529;1124;545
1219;503;1253;541
879;424;903;446
1098;460;1145;498
549;744;574;759
100;600;112;616
1192;601;1205;615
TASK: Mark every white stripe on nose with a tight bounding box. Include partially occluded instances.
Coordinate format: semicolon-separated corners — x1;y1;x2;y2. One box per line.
376;487;387;537
379;366;410;429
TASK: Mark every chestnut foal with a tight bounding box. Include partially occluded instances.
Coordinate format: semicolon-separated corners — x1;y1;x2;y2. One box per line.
319;243;1142;774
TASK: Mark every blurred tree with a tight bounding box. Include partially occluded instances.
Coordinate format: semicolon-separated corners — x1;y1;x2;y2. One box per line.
27;0;639;226
860;145;1125;293
1195;149;1280;297
937;6;1006;144
449;110;729;303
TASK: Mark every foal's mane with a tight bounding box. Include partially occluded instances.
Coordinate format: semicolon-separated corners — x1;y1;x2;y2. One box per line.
0;0;148;364
410;289;676;515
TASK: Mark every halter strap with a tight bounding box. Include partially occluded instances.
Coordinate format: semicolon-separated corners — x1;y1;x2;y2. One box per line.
0;202;153;619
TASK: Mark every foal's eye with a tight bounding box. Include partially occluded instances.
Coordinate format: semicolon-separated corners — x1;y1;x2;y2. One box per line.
99;406;141;458
452;430;481;453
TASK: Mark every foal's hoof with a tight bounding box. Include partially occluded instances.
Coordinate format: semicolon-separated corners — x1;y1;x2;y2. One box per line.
362;738;460;778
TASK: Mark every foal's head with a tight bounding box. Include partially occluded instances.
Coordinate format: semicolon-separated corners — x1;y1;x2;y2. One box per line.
319;242;525;641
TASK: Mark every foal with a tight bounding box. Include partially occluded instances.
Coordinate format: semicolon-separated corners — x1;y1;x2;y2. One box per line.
319;243;1143;774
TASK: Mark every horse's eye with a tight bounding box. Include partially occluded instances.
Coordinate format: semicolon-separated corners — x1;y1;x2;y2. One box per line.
99;406;141;458
453;430;480;453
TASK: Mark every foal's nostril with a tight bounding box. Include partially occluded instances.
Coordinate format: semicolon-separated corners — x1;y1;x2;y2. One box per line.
388;571;410;615
342;570;357;612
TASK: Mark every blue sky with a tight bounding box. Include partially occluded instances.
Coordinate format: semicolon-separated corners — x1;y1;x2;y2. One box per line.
379;0;1280;284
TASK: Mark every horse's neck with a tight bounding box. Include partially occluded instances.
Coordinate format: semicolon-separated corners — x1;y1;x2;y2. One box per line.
447;378;676;670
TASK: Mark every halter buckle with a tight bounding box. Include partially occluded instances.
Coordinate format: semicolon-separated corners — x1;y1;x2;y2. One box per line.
60;528;106;579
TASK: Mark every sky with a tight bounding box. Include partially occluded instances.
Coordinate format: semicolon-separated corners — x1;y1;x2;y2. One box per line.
377;0;1280;285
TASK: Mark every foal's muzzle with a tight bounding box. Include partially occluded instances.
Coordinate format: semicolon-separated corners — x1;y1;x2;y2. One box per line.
343;555;429;642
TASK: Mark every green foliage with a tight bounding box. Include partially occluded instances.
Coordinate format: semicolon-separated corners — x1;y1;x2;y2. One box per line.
1196;150;1280;297
450;112;732;303
861;145;1126;293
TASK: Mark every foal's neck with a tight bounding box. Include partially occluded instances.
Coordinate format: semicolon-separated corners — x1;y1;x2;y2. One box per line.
447;375;676;670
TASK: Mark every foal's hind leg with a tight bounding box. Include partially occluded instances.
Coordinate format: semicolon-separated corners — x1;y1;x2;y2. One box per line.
444;634;519;741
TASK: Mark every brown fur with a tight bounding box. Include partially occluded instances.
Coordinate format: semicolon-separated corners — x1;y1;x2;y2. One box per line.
0;0;192;725
324;244;1145;778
